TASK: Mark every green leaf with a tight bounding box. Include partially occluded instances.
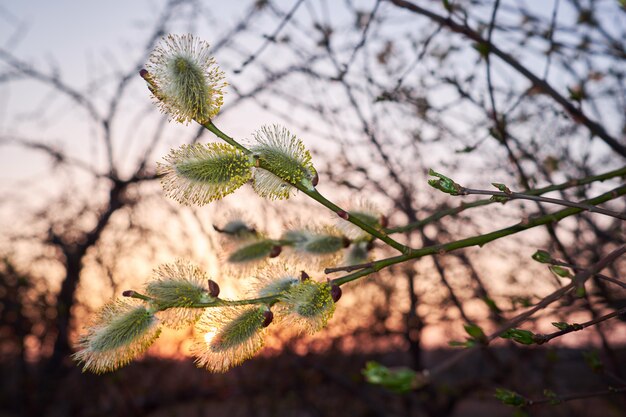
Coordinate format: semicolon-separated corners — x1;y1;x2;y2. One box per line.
549;265;572;278
472;42;491;58
448;339;476;348
583;350;603;372
464;323;486;342
531;250;553;264
551;322;569;331
501;328;536;345
543;389;561;405
363;361;417;394
494;388;527;407
483;297;502;313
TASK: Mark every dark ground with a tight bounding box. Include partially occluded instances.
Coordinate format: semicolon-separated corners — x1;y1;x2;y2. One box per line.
2;347;625;417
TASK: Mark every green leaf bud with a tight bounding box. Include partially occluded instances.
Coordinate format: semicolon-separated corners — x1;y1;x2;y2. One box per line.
501;328;536;345
427;169;463;195
531;250;553;264
494;388;527;407
362;361;418;394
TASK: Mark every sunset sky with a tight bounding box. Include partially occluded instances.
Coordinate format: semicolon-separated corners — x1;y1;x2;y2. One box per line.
1;1;624;363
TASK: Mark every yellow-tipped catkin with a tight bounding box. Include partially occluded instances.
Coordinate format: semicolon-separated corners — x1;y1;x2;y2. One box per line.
335;199;383;240
146;260;216;329
158;142;253;206
146;34;227;124
250;125;317;200
281;224;345;269
73;300;161;374
277;280;335;334
250;265;300;298
227;238;280;264
192;306;269;372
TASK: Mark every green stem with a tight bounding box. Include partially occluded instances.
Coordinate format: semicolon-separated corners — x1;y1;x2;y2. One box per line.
461;188;626;221
132;187;625;315
204;120;409;254
332;185;626;286
387;165;626;234
193;295;278;308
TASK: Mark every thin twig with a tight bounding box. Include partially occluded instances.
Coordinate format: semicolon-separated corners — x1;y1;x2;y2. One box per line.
387;0;626;157
534;306;626;345
386;165;626;234
233;0;306;74
459;187;626;221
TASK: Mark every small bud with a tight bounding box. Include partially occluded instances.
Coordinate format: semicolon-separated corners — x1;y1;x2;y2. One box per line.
122;290;135;297
491;183;512;194
463;323;486;343
500;328;536;345
549;265;572;278
300;271;310;281
208;280;220;298
379;215;388;229
262;310;274;327
331;284;342;302
311;171;319;187
139;68;149;79
337;210;349;220
342;236;351;248
531;249;553;264
363;361;418;394
269;245;282;258
427;169;463;195
494;388;527;407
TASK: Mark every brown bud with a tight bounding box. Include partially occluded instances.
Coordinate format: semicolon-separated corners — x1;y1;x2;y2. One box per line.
331;285;342;303
262;310;274;327
269;245;282;258
342;237;351;248
139;69;149;79
300;271;310;281
208;280;220;298
366;240;375;251
311;172;319;187
122;290;135;297
379;215;388;229
337;210;349;220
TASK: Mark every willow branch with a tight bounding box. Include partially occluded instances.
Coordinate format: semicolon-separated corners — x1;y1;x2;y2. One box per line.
333;185;626;286
388;0;626;157
459;188;626;221
386;165;626;234
204;121;410;254
534;306;626;345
